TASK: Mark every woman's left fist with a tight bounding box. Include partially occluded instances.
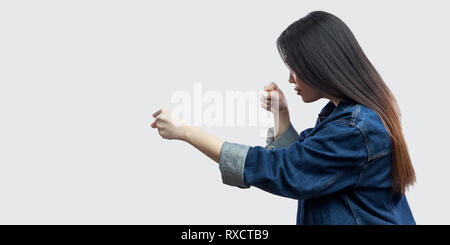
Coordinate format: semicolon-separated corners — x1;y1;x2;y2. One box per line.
151;108;190;140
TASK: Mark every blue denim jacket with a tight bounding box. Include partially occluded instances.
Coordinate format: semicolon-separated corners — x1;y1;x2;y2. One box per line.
219;99;415;225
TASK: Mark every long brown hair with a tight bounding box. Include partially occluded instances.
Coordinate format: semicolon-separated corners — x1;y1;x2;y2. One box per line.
276;11;415;195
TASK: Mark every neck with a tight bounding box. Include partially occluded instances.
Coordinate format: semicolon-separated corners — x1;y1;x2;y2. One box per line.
330;98;341;107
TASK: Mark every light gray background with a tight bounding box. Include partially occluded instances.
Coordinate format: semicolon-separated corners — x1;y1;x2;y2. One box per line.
0;0;449;224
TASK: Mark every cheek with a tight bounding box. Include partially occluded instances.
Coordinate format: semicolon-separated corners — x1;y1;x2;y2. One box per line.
302;83;316;95
301;85;320;100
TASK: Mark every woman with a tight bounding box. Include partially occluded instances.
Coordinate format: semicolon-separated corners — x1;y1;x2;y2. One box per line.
151;11;416;225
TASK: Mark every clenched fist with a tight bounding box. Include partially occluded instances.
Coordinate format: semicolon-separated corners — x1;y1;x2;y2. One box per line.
260;82;288;114
151;108;191;140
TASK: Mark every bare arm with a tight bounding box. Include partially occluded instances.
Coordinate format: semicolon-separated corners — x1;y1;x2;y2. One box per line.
151;108;223;164
273;106;291;140
182;125;224;164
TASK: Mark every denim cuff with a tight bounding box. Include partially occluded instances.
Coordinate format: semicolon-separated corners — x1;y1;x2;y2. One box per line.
265;123;299;150
266;127;275;145
219;142;252;188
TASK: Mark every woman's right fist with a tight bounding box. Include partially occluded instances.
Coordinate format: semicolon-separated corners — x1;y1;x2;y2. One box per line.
260;82;288;114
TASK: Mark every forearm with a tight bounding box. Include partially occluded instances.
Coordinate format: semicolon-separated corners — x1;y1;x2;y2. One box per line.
274;107;291;139
182;125;224;164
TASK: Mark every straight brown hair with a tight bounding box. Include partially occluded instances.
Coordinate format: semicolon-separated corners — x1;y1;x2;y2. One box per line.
276;10;415;195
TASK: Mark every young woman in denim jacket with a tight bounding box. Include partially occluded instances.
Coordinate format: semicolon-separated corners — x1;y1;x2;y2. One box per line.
151;11;416;225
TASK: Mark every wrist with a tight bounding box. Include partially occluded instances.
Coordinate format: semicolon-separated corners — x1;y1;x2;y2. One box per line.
279;107;290;119
273;108;291;139
274;107;290;123
181;124;195;142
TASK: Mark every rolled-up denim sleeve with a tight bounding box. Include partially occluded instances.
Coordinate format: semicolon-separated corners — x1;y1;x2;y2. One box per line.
219;123;301;188
244;121;368;200
219;142;252;188
265;123;300;150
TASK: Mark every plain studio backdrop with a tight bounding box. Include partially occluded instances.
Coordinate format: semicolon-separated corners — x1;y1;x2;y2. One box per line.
0;0;448;225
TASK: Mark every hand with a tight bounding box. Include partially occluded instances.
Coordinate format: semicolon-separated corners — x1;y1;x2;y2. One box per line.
260;82;291;139
151;108;191;141
260;82;288;114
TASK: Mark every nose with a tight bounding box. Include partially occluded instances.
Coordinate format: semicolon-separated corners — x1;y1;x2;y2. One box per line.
288;73;295;84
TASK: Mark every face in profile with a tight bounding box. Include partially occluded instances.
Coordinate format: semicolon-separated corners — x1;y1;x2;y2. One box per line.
288;70;324;103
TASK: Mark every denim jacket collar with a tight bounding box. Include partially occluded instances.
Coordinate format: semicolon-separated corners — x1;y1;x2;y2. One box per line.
318;99;356;121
